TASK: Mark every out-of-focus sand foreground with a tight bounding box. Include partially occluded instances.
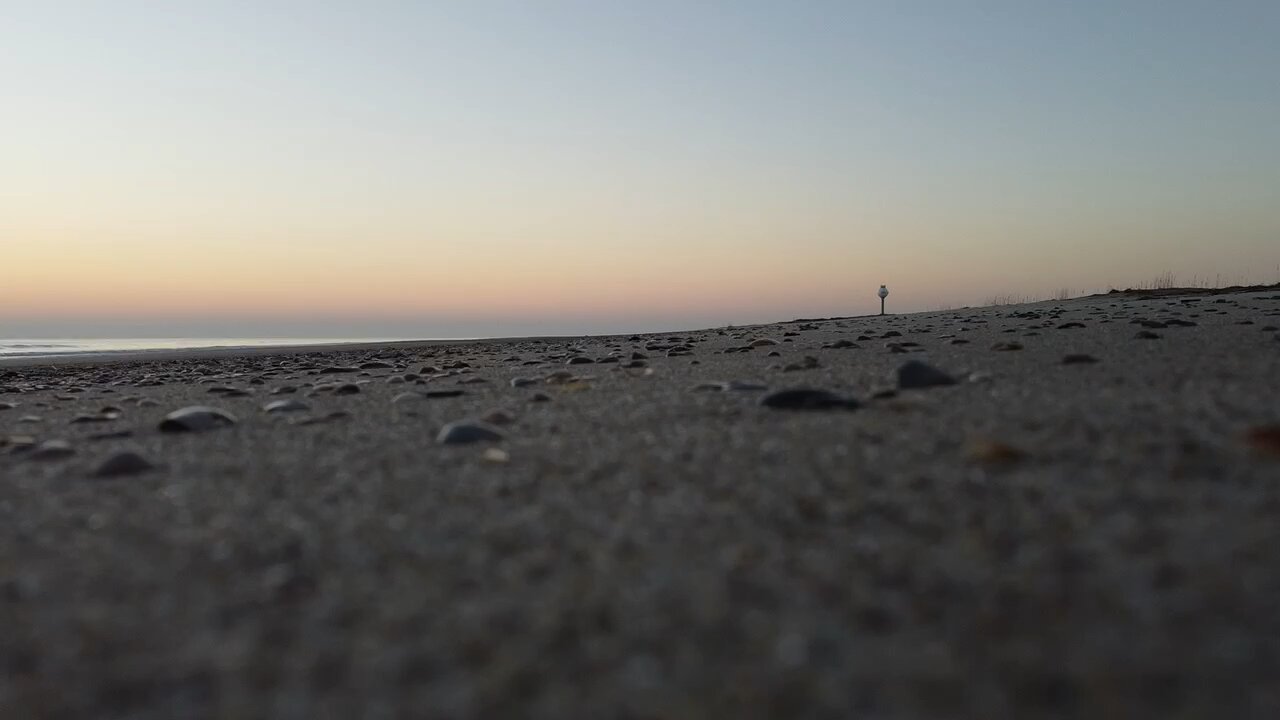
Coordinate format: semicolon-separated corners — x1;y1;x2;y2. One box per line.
3;288;1279;719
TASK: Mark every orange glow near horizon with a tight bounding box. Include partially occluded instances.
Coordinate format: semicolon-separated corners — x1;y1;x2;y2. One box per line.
4;3;1278;336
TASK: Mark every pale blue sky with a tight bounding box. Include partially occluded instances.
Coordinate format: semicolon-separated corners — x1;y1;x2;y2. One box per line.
3;1;1278;337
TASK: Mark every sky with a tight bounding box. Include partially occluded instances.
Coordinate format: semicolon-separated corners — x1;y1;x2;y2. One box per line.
3;0;1278;338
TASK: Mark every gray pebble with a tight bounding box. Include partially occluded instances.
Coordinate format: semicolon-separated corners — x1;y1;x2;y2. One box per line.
897;360;957;389
29;440;75;461
437;421;505;445
263;399;309;413
93;451;155;478
159;406;238;433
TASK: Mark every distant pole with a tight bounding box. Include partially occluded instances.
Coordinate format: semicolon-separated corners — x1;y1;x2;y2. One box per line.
878;285;889;315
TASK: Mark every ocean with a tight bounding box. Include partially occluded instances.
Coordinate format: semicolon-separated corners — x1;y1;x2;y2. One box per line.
0;338;404;359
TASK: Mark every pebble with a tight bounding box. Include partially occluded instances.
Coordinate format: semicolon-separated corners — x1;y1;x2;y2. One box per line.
567;356;595;365
1134;331;1161;340
263;399;309;413
437;421;505;445
783;357;821;372
291;411;351;426
822;339;859;349
88;430;133;441
481;410;515;426
760;389;860;411
0;402;16;410
896;360;957;389
158;406;238;433
966;439;1027;466
318;366;360;374
93;451;156;478
334;383;361;395
992;342;1024;351
1244;425;1280;458
510;378;538;388
29;440;75;461
693;381;768;392
1062;354;1099;365
359;361;394;370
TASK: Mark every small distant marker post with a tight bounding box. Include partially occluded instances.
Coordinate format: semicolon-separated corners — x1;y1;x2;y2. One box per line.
878;285;889;315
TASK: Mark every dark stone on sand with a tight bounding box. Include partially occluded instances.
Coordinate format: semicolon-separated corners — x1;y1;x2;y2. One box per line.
510;378;538;388
437;421;505;445
359;361;395;369
94;451;155;478
567;357;595;365
897;360;957;389
263;399;309;413
88;430;134;441
530;393;552;403
159;406;238;433
0;402;15;410
992;342;1024;351
760;388;859;411
823;339;859;349
1062;354;1100;365
334;383;361;395
783;356;821;372
292;411;351;426
881;331;902;338
949;339;970;345
1135;331;1161;339
1057;322;1086;329
319;366;360;374
424;390;466;399
270;386;298;395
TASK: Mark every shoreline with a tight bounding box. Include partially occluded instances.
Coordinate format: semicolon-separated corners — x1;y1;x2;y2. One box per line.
5;283;1276;370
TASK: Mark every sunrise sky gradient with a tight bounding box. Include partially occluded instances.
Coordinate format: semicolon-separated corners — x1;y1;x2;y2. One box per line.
4;1;1279;337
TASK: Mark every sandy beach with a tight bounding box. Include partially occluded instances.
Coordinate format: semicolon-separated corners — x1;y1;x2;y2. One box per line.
2;288;1279;718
